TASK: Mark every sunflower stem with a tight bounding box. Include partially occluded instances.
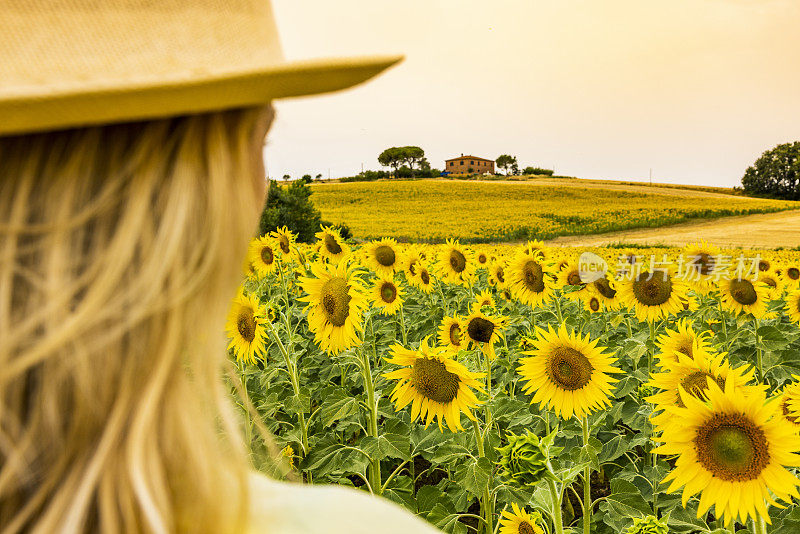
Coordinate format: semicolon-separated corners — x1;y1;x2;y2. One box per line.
398;304;408;345
754;317;764;383
546;475;564;534
581;417;592;534
554;293;564;324
647;320;658;514
718;298;729;350
471;419;493;534
359;342;382;495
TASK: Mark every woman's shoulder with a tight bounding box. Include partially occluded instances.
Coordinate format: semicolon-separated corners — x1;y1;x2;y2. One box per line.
247;472;442;534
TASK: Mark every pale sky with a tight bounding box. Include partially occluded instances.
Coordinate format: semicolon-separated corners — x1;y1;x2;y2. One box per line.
265;0;800;187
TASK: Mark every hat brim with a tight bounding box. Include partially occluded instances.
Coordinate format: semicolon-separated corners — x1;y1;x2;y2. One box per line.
0;54;403;136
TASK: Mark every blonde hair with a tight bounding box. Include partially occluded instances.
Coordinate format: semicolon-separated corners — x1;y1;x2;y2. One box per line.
0;107;270;533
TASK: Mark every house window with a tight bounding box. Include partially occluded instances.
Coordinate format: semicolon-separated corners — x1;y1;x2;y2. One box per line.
450;162;454;166
460;161;464;165
470;160;474;165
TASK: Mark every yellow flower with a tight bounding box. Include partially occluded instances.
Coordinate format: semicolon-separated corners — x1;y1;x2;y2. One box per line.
517;324;620;420
654;378;800;526
654;318;711;366
438;316;466;353
225;290;267;364
271;226;297;257
383;337;484;432
370;275;404;316
363;237;401;276
719;277;769;319
488;260;508;289
298;260;368;354
315;225;350;264
463;306;508;360
786;289;800;325
247;235;279;277
506;251;554;308
557;262;589;302
410;260;435;293
618;267;688;322
499;503;544;534
474;289;495;310
436;239;476;286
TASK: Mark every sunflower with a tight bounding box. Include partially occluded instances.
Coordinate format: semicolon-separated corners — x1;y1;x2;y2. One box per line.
557;261;588;302
648;348;759;432
488;261;508;289
225;290;267;364
775;381;800;433
654;378;800;526
437;239;476;286
506;251;554;308
464;306;508;360
757;269;784;300
271;225;296;257
618;267;688;322
363;237;401;276
683;240;721;292
523;239;548;261
383;337;484;432
499;503;544;534
517;324;620;420
402;246;423;277
438;316;466;353
654;318;711;365
588;275;620;310
298;260;368;355
719;277;769;318
474;289;495;310
786;289;800;325
583;295;603;313
370;276;404;316
783;263;800;287
247;235;279;277
475;248;490;269
411;261;435;293
315;225;350;264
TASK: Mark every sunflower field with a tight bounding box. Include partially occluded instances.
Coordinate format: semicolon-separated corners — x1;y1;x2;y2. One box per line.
309;180;797;243
229;226;800;534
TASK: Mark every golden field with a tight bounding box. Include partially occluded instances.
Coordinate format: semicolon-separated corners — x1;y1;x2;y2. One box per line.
310;178;798;243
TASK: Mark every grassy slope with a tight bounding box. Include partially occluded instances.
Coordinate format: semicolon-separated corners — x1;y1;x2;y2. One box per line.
311;178;797;243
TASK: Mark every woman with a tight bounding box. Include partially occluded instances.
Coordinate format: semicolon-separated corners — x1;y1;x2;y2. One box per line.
0;1;439;532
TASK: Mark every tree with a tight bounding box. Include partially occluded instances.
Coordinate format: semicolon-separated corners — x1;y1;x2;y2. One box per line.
301;174;313;184
282;174;291;181
741;142;800;200
378;147;405;178
258;179;324;242
401;146;425;177
496;154;518;176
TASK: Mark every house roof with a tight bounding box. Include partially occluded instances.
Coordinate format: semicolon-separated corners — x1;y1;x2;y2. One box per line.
444;155;494;162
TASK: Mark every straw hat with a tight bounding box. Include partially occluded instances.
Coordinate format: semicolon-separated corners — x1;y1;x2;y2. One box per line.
0;0;402;136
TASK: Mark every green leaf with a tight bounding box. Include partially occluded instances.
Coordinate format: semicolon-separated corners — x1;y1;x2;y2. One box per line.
453;457;492;500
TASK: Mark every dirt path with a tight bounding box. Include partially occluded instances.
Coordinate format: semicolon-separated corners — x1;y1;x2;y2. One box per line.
546;209;800;249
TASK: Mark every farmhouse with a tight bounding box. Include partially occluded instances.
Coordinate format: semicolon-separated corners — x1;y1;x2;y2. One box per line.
445;154;495;174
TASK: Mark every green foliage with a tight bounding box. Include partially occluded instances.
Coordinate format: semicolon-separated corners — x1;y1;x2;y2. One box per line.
741;142;800;200
623;515;669;534
523;166;554;176
257;180;324;242
378;146;426;177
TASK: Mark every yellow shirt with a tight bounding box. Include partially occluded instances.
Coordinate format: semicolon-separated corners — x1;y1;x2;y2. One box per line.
247;473;443;533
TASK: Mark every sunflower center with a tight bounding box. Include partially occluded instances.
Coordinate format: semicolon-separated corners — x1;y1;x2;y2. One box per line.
730;280;757;305
758;260;770;272
411;358;460;404
567;271;582;286
408;261;417;275
260;246;274;265
467;317;495;343
496;267;505;283
788;267;800;280
237;308;256;343
380;282;397;303
324;234;342;255
374;245;396;267
320;276;351;327
763;276;777;289
695;414;770;482
449;323;462;346
690;253;715;276
419;270;431;285
278;236;290;254
546;347;593;391
518;521;536;534
593;277;616;299
478;253;487;264
677;342;692;358
449;250;467;273
632;271;672;306
522;261;544;292
589;297;600;312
